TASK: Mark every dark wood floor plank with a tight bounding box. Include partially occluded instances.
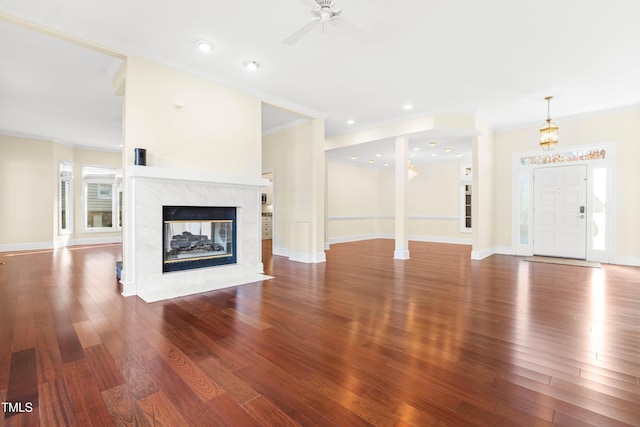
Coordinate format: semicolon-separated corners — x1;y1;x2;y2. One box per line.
84;343;125;391
2;410;39;426
197;334;275;373
38;377;78;427
0;240;638;426
63;358;113;426
197;356;260;404
72;320;102;349
301;372;401;426
242;395;301;427
136;391;190;427
5;348;39;418
161;300;230;341
11;294;36;352
142;355;222;427
48;299;85;364
204;393;263;427
35;325;65;385
0;291;16;389
101;383;150;427
237;363;373;427
115;349;159;401
143;328;225;402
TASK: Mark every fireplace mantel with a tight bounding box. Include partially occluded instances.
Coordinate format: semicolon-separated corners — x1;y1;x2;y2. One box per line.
127;165;267;187
121;165;271;302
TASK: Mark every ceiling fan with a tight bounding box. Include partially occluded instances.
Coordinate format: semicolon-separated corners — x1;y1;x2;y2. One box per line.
283;0;370;45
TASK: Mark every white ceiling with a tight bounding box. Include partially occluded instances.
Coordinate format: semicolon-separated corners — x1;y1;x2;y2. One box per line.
1;0;639;165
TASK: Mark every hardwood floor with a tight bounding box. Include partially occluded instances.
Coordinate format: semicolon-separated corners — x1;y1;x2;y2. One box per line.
1;239;639;426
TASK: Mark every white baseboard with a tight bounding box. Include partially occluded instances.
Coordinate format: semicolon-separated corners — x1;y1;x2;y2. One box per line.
394;249;410;259
0;236;122;253
329;234;472;246
328;234;383;244
0;241;54;252
272;246;289;258
55;236;122;248
471;247;496;260
288;251;327;264
409;235;472;245
611;255;640;267
493;246;514;255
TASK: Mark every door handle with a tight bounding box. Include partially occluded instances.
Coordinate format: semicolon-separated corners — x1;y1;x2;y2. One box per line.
578;214;585;219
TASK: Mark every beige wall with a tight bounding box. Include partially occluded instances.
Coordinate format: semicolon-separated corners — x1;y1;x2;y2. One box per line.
327;161;384;241
472;128;495;258
121;57;262;176
493;109;640;260
326;159;473;244
0;135;122;249
262;120;326;261
0;136;54;246
408;160;471;242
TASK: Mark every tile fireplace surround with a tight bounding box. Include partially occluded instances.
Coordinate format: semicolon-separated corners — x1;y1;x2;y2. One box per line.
120;166;271;302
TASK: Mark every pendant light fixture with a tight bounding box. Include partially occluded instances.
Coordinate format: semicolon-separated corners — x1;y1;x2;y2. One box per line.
539;96;558;151
408;161;418;180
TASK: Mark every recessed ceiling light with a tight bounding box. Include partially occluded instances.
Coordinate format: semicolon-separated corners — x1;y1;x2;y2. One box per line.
346;119;355;125
351;155;358;160
432;153;438;157
246;61;260;71
456;153;462;157
403;104;413;110
413;147;420;151
368;159;374;164
375;153;381;157
197;40;213;52
429;141;437;147
444;147;452;152
384;162;389;166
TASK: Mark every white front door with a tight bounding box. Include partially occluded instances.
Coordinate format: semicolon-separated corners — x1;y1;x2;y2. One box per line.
533;164;587;259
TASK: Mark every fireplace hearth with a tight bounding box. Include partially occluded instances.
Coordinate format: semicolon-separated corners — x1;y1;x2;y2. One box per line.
163;206;236;272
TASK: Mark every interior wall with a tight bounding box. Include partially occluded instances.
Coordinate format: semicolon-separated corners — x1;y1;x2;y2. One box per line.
0;135;54;246
326;159;473;244
121;56;262;176
0;135;122;250
262;120;326;262
327;161;384;242
407;160;470;243
472;128;495;259
493;109;640;261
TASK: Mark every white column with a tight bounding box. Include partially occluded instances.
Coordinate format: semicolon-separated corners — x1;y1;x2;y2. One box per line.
394;136;410;259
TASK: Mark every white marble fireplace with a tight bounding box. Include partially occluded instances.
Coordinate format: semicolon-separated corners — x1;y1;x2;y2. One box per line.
120;166;270;302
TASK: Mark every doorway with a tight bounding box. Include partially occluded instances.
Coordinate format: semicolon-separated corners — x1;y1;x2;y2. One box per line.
261;172;274;254
533;164;587;259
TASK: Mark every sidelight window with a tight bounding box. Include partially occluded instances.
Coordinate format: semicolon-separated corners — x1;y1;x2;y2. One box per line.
460;164;472;232
59;162;74;234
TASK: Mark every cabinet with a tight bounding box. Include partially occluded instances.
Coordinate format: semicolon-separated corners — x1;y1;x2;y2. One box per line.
261;215;272;239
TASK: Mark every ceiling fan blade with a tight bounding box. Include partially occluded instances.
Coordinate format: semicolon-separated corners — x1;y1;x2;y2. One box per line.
334;17;371;44
283;18;320;45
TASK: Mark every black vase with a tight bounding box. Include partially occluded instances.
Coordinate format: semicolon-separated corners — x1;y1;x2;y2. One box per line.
134;148;146;166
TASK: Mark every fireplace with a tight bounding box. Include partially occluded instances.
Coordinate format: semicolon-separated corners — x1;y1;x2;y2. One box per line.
121;165;271;302
163;206;237;272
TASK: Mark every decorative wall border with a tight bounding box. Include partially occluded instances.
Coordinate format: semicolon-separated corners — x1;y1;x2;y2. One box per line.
519;149;606;166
